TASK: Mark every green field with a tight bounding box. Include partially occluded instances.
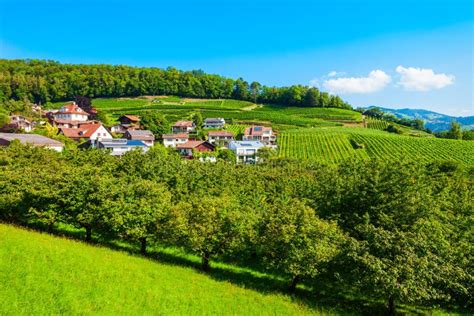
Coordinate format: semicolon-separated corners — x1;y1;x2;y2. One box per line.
278;127;474;164
0;224;329;315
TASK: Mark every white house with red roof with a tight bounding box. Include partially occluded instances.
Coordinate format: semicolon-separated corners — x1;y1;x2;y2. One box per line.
207;131;234;146
53;103;89;122
243;126;277;148
172;121;196;133
162;133;189;148
59;122;112;142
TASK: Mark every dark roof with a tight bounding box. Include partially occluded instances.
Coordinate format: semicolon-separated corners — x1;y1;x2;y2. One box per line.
0;132;64;147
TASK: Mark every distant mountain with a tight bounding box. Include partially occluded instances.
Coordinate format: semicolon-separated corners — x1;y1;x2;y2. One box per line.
366;107;474;132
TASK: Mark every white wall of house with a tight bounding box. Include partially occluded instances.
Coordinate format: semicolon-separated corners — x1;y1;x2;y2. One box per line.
54;113;89;121
163;138;188;148
90;126;113;141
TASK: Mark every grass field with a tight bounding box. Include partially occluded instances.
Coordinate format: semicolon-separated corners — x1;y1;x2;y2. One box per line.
278;127;474;164
0;224;333;315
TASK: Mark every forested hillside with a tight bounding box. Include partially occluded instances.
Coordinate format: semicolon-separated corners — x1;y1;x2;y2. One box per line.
0;59;351;109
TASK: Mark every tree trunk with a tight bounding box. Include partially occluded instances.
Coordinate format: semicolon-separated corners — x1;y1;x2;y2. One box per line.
85;226;92;242
201;252;210;271
289;275;300;292
140;237;147;255
388;295;396;316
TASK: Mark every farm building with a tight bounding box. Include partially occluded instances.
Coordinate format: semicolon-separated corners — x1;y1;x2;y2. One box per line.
176;140;215;158
204;118;225;129
162;133;189;148
207;131;234;146
125;130;155;147
228;141;265;164
172;121;196;133
0;133;64;152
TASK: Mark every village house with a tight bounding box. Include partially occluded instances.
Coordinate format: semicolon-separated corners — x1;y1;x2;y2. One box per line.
243;126;277;148
94;139;149;156
176;140;215;158
207;131;234;146
172;121;196;133
1;115;33;132
228;140;265;164
59;122;112;142
0;132;64;152
124;130;155;147
162;133;189;148
203;117;225;129
110;115;141;133
53;103;89;122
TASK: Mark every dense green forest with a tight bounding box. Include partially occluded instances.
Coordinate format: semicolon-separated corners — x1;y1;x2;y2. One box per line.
0;143;471;314
0;59;351;109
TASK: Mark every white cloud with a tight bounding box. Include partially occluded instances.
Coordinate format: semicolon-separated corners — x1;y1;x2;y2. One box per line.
322;70;391;94
327;71;339;77
395;66;455;91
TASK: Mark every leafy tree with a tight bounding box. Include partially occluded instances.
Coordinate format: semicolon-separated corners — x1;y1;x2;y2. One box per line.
216;148;236;163
447;121;463;140
167;195;253;271
303;87;320;107
108;178;171;255
140;111;169;138
250;81;261;103
191;111;203;129
260;198;345;291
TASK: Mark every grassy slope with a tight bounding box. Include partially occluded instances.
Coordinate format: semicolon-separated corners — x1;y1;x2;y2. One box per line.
0;224;327;315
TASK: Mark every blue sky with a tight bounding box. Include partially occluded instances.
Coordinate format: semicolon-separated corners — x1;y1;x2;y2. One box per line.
0;0;472;116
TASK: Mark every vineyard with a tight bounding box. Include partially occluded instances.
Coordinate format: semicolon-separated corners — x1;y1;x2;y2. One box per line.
278;127;474;165
366;117;388;130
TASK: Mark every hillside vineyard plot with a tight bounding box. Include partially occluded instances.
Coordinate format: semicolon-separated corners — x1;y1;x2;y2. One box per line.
278;128;474;164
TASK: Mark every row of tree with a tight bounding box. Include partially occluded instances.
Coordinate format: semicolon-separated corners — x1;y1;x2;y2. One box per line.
0;59;352;109
0;144;471;314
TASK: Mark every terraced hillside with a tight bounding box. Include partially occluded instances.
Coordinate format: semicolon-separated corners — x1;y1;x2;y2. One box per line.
91;97;362;128
278;127;474;164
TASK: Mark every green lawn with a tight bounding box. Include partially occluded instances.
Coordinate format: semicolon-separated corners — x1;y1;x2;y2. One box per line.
0;224;333;315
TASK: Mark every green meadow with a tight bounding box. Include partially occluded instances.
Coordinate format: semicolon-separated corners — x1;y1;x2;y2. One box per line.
0;224;334;315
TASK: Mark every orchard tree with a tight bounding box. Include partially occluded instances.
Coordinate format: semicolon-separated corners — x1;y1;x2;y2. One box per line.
108;178;171;255
167;195;254;271
260;198;345;291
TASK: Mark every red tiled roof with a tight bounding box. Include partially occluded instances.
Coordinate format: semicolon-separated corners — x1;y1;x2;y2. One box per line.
176;140;214;149
162;133;189;139
121;115;140;122
208;131;234;137
244;126;272;136
56;104;88;116
60;124;105;139
173;121;194;127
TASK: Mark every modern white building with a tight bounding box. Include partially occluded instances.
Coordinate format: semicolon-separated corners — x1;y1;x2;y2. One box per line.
203;118;225;129
96;139;149;156
162;133;189;148
243;126;277;148
228;141;265;164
